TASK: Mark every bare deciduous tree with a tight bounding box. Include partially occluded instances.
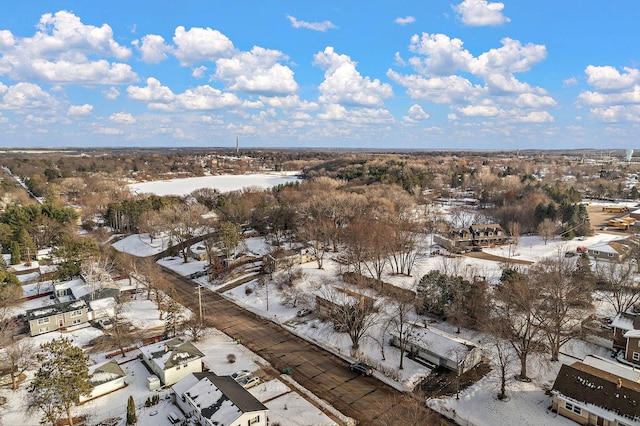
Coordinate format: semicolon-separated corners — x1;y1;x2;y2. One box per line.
0;339;38;390
533;255;592;361
537;218;557;245
320;286;378;353
594;258;640;314
161;203;208;263
387;295;415;370
492;272;547;381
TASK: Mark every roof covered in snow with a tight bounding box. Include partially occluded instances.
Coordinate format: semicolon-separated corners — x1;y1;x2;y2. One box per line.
139;337;204;371
175;372;267;424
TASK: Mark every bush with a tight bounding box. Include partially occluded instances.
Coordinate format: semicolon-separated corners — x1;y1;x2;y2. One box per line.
227;353;236;363
245;286;253;295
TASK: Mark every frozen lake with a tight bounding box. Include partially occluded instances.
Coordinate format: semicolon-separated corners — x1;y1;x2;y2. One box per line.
127;172;301;197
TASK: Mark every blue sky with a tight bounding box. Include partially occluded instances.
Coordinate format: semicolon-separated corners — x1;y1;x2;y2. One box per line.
0;1;639;150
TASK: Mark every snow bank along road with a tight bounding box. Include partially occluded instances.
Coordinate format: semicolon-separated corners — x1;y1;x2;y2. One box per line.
162;267;454;426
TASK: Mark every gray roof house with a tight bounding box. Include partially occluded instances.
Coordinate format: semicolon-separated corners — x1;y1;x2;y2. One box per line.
139;337;205;386
172;372;268;426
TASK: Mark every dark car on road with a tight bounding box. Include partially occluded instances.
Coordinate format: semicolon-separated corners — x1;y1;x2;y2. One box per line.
349;362;373;376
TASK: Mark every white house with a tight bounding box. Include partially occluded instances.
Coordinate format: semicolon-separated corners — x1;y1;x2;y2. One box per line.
172;372;268;426
139;337;204;386
79;359;127;403
391;326;483;375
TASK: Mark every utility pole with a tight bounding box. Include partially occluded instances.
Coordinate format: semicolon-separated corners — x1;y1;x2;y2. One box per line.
198;286;203;326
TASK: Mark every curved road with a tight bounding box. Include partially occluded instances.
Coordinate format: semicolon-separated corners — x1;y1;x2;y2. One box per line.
162;267;453;426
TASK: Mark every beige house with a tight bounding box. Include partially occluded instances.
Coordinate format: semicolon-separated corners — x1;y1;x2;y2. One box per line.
26;299;91;336
551;355;640;425
139;337;205;386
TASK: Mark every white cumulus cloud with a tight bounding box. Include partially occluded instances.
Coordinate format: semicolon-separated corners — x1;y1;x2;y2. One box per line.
403;104;429;123
68;104;93;116
172;26;235;66
110;111;136;124
314;47;393;107
214;46;298;95
133;34;172;64
452;0;510;27
0;10;137;84
286;15;337;32
127;77;176;102
394;16;416;25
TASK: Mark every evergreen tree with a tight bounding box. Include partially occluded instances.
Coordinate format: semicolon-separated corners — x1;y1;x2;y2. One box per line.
163;288;181;339
17;227;36;263
126;395;137;425
27;337;92;426
10;240;20;265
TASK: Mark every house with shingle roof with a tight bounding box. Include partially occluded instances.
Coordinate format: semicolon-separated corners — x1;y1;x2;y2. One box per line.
172;372;268;426
434;223;509;251
139;337;205;386
551;354;640;425
587;237;638;262
26;298;91;336
79;359;127;403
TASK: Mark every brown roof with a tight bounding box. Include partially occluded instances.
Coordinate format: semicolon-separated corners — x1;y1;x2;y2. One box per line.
552;362;640;420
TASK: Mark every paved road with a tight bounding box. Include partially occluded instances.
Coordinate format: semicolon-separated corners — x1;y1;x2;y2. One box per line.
163;267;454;426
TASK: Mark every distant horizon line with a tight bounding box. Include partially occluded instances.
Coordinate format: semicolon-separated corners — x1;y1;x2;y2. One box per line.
0;146;636;155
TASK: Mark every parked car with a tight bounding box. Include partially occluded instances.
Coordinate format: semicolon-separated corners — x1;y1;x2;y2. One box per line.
238;375;260;389
297;308;312;317
349;362;373;377
230;369;251;382
96;318;113;330
167;411;184;424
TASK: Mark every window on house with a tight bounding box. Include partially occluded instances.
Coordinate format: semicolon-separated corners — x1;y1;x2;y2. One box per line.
565;402;581;415
633;352;640;361
37;317;50;325
608;253;614;257
72;319;81;325
70;310;82;317
39;327;48;333
249;415;260;425
592;251;599;255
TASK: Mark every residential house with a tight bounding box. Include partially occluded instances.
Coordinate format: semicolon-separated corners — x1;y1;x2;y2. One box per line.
587;237;638;262
26;298;91;336
434;223;509;251
612;312;640;352
263;246;317;272
172;372;268;426
79;359;127;403
551;354;640;425
390;326;483;375
139;337;205;386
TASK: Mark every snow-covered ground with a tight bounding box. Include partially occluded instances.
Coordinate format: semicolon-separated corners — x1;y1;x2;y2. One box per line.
108;226;628;426
2;296;340;426
128;172;301;197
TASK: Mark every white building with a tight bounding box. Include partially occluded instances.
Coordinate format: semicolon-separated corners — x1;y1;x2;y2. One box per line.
79;359;127;403
172;372;268;426
139;337;204;386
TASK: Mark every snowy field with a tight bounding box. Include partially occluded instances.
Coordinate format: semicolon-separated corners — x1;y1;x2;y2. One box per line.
127;172;301;197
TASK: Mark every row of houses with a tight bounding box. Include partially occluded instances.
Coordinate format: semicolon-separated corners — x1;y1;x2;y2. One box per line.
79;337;268;426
